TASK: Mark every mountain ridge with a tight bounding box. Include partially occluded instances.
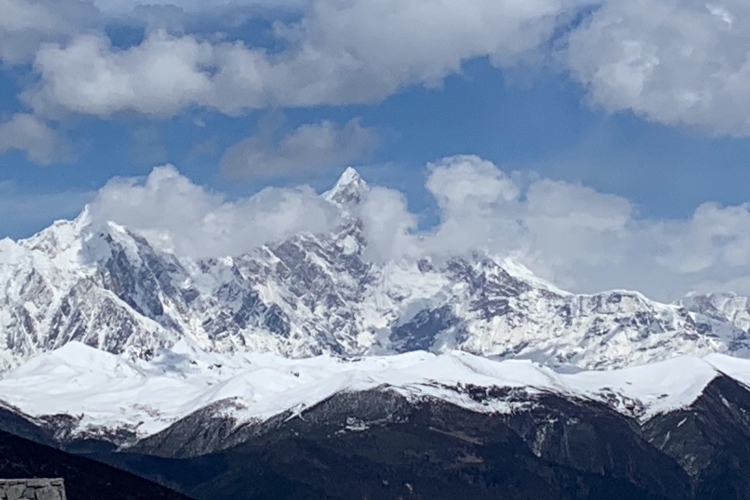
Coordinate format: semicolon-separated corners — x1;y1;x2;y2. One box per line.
0;338;745;449
4;348;749;499
0;168;749;372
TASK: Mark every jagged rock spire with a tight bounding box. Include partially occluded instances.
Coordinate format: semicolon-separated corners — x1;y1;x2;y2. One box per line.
323;167;369;207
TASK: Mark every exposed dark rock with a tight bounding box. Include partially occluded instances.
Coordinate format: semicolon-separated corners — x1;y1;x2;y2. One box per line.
0;429;189;500
92;392;687;500
643;376;750;499
70;380;750;500
390;305;459;352
4;376;750;499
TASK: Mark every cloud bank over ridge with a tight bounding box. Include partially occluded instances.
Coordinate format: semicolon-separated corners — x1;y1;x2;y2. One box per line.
88;165;339;258
83;156;750;302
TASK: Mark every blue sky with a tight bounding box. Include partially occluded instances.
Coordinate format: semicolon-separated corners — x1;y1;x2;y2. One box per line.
3;0;750;299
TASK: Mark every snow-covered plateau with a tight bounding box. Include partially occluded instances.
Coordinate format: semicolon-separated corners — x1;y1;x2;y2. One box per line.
0;339;747;447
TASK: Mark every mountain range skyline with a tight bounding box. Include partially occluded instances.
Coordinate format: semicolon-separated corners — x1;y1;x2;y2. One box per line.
0;167;748;376
2;161;749;302
3;0;750;308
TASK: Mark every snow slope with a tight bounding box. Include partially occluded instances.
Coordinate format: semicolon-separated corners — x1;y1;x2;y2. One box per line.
0;341;746;445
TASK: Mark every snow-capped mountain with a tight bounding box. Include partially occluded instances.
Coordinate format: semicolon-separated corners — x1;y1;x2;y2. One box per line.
0;339;742;448
1;167;750;372
1;340;749;500
4;170;750;498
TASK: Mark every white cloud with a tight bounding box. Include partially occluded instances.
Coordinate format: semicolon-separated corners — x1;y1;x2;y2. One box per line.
657;203;750;273
566;0;750;134
23;0;566;118
414;156;637;276
221;117;379;179
26;32;215;118
289;0;565;92
427;156;520;215
8;0;750;138
521;178;634;271
352;155;750;301
0;113;75;165
88;164;339;258
413;156;652;294
358;186;420;263
418;156;525;257
0;0;99;64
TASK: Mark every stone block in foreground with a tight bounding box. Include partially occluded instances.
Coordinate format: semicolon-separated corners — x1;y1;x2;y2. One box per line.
0;479;66;500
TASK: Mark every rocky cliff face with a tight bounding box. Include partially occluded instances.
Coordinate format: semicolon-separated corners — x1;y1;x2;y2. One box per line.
1;168;750;371
82;382;750;500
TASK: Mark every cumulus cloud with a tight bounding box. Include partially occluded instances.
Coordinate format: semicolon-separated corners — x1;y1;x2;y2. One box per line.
351;155;750;301
358;186;420;263
566;0;750;134
87;164;339;258
422;156;524;256
25;32;215;118
221;117;379;179
657;203;750;274
401;156;640;289
287;0;564;91
0;113;75;165
22;0;566;118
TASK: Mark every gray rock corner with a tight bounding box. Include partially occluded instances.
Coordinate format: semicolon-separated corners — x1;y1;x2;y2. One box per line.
0;479;66;500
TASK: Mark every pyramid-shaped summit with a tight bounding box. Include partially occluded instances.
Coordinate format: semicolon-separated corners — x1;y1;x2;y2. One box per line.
324;167;369;206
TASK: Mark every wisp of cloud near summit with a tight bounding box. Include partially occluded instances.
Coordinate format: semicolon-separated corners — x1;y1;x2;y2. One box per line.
2;0;750;301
